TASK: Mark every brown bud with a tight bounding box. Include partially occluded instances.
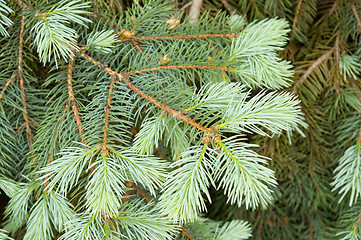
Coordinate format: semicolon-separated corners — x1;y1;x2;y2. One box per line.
130;16;135;23
119;30;135;39
166;17;180;30
158;54;172;65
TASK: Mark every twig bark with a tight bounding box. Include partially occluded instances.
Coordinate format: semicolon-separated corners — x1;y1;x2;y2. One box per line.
0;73;17;101
18;16;33;146
293;48;334;92
189;0;203;24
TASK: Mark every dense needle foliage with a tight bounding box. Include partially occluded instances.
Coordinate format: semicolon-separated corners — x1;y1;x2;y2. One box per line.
2;0;360;239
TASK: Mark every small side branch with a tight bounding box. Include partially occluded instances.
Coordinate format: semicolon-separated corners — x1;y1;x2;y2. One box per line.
290;0;303;40
67;57;87;145
179;226;195;240
18;17;33;146
0;73;17;101
293;48;334;92
120;33;238;41
127;64;230;76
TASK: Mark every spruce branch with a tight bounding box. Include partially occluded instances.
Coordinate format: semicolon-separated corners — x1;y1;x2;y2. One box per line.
79;53;215;135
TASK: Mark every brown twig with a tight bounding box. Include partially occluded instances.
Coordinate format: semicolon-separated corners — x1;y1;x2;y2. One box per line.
18;16;33;146
221;0;235;14
0;73;17;101
306;215;314;240
351;1;361;33
85;13;117;27
179;226;195;240
290;0;303;41
67;57;86;145
293;47;334;92
328;0;340;17
250;0;263;19
120;33;238;41
189;0;203;24
102;76;117;156
127;64;230;76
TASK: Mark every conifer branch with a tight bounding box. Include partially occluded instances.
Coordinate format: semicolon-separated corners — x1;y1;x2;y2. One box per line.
0;73;17;101
13;121;37;136
127;64;230;76
79;53;214;135
67;57;86;146
18;16;33;146
102;76;116;155
351;1;361;33
293;47;334;92
120;33;238;41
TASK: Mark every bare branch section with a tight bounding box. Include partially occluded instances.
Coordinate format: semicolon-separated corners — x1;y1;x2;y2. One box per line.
0;73;17;101
79;53;212;134
67;57;87;145
18;16;33;146
189;0;203;24
293;48;334;92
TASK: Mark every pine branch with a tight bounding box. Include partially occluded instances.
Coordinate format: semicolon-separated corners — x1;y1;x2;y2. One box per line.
79;53;214;135
18;16;33;146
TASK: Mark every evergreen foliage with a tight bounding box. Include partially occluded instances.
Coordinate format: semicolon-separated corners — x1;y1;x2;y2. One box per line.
4;0;361;239
185;0;361;239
